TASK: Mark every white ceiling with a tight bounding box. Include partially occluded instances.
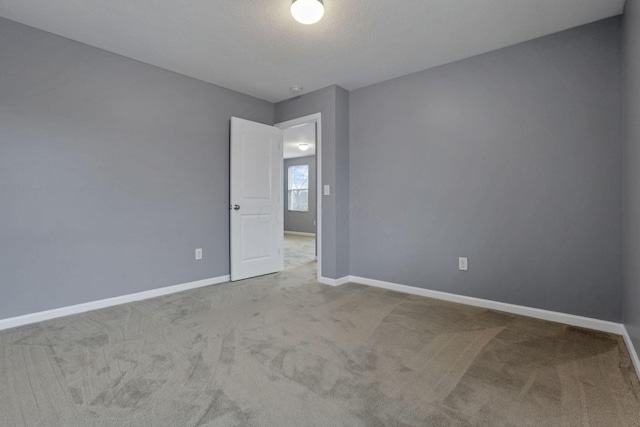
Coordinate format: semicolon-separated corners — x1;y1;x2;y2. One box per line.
284;122;316;159
0;0;625;102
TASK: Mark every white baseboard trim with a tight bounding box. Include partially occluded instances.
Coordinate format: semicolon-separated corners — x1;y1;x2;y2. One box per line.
347;275;625;335
0;275;230;332
284;231;316;237
318;276;351;287
622;327;640;381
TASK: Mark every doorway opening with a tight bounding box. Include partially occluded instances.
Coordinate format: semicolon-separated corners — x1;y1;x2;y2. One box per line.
276;113;321;279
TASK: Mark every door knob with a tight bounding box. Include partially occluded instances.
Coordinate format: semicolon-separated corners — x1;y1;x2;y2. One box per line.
233;204;240;210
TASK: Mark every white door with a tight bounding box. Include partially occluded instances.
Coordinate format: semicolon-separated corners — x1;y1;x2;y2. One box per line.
230;117;283;281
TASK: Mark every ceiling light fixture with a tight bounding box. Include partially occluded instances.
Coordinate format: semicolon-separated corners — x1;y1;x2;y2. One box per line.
298;143;310;151
291;0;325;25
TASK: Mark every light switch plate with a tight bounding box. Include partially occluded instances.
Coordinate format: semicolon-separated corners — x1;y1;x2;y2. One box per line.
324;185;330;196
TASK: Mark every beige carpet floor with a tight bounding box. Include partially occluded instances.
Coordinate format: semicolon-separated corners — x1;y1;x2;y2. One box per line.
1;238;639;426
283;234;316;270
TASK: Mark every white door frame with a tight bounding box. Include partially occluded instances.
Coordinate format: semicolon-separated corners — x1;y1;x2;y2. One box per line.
275;113;322;282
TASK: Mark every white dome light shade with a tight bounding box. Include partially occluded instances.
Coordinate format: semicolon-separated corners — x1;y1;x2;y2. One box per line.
291;0;325;25
298;143;310;151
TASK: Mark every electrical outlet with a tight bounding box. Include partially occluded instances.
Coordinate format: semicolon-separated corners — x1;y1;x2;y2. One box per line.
459;257;468;271
195;248;203;260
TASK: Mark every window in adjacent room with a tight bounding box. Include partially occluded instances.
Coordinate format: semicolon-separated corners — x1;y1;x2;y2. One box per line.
288;164;309;212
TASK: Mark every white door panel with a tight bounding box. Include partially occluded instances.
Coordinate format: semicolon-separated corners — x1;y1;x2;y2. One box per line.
241;134;272;198
241;214;271;260
230;117;283;281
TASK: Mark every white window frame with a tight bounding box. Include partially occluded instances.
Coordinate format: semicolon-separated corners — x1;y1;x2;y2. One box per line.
287;164;309;212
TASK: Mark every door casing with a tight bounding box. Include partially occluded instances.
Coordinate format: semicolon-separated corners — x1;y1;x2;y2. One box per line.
275;113;322;282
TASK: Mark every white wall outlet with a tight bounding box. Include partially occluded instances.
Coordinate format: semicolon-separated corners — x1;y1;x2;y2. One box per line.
195;248;203;260
324;185;331;196
459;257;468;271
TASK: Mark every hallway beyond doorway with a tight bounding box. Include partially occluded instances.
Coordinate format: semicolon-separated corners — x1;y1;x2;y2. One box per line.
284;234;316;271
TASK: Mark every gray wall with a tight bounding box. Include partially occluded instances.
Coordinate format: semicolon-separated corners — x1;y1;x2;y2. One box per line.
0;18;274;319
624;0;640;355
283;156;317;234
275;86;350;279
349;17;623;321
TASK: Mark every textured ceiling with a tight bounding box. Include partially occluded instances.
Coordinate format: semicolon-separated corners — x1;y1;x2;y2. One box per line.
0;0;626;102
284;122;316;159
